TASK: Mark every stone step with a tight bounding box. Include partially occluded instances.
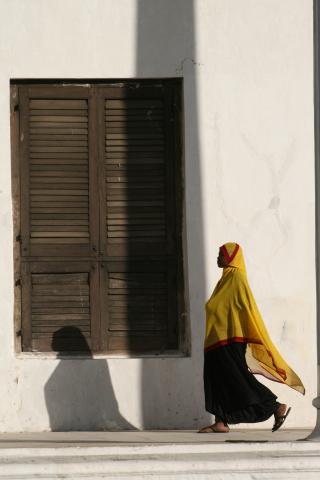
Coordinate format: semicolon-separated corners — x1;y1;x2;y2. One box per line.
0;440;319;479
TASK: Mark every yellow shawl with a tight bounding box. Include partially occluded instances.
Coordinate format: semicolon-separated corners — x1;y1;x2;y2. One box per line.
204;242;305;395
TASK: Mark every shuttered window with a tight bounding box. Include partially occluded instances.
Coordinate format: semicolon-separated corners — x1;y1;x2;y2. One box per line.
11;80;185;354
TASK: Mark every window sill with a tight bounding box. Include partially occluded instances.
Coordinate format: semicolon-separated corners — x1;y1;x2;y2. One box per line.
15;350;191;360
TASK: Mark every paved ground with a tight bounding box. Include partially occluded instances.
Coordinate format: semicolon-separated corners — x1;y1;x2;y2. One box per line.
0;429;313;448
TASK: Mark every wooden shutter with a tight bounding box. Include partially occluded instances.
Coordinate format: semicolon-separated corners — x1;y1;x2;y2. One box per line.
103;95;167;256
16;85;100;352
100;259;178;352
97;83;182;353
21;262;99;352
13;80;184;354
19;86;98;257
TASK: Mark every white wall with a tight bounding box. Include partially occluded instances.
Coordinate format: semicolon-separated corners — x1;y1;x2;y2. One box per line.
0;0;316;431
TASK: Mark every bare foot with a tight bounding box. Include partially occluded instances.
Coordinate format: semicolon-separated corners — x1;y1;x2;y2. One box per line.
275;403;287;418
198;421;230;433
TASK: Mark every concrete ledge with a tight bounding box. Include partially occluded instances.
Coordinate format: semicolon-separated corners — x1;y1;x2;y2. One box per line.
0;430;318;479
0;428;312;447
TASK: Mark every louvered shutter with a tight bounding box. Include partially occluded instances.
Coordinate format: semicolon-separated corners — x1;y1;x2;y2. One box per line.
21;261;99;352
17;86;100;352
13;81;184;354
19;86;98;257
97;83;182;353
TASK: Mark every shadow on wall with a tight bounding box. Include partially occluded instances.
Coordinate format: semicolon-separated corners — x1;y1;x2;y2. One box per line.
45;0;207;431
44;327;135;431
136;0;208;429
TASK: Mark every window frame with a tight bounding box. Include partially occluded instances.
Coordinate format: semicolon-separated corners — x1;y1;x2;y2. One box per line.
10;79;189;357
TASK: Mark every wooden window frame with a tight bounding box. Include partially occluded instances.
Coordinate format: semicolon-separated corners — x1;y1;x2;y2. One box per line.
10;79;189;357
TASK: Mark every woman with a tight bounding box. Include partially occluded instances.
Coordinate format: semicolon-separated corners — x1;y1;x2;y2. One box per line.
199;242;305;433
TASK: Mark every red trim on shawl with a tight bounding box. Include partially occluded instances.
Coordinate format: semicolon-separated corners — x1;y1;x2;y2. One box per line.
266;350;287;380
221;243;239;264
221;245;231;262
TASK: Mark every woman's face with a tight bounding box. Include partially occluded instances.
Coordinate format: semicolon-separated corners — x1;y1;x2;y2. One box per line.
217;249;228;268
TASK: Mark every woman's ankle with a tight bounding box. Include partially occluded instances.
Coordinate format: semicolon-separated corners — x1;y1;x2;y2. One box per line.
275;403;287;417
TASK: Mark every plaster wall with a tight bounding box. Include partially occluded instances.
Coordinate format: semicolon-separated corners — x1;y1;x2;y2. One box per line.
0;0;316;431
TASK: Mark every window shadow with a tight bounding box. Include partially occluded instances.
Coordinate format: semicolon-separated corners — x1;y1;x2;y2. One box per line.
44;327;135;431
135;0;210;429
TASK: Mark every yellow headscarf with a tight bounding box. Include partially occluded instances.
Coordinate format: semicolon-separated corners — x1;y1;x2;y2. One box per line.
204;242;305;395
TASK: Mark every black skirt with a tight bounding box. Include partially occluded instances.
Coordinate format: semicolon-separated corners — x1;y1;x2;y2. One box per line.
203;342;280;424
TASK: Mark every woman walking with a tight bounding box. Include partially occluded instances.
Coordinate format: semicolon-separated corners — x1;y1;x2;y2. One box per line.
199;242;305;433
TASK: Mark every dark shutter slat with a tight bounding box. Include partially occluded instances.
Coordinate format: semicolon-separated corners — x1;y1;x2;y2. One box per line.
30;152;88;158
32;296;89;304
106;133;164;139
30;134;88;141
30;141;88;147
30;128;88;135
32;308;90;314
31;170;88;177
31;110;88;116
30;115;88;122
31;219;88;225
30;158;88;164
30;165;88;171
29;99;87;109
